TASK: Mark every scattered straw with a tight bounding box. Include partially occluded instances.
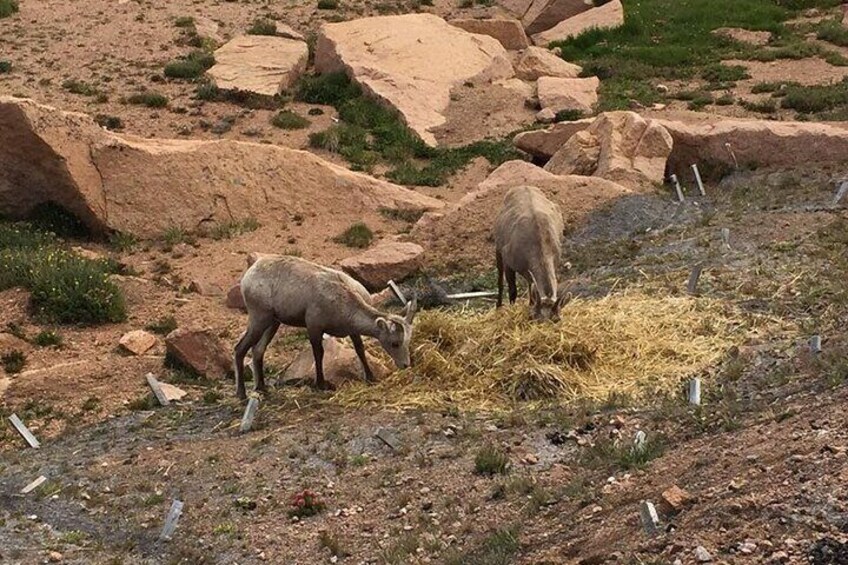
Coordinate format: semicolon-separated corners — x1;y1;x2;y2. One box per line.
333;291;745;411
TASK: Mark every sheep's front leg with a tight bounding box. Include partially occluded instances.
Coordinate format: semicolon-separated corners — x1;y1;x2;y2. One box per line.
350;334;375;383
506;268;518;304
251;322;279;393
496;250;505;309
308;329;332;391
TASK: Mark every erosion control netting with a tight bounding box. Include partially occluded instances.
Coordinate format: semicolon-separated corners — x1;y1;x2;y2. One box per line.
334;291;745;411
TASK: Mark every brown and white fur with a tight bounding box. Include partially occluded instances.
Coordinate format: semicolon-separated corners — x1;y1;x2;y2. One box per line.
233;255;416;399
494;185;568;321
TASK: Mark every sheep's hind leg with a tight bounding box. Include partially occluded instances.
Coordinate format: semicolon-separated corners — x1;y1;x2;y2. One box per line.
496;250;505;309
251;321;280;393
350;334;375;383
308;328;333;391
233;313;274;400
506;268;518;304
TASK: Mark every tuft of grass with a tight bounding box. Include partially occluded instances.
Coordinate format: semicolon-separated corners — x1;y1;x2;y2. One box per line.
164;50;215;79
817;19;848;47
740;98;778;113
2;350;26;374
270;110;310;130
247;18;277;35
554;109;585;122
780;78;848;116
332;222;373;248
174;16;195;28
379;207;426;223
94;114;124;131
33;331;62;348
127;91;168;108
127;394;157;411
318;530;350;558
474;443;510;476
445;526;521;565
109;232;137;252
62;79;100;97
0;0;19;19
701;63;749;83
208;218;260;240
581;434;666;471
317;0;339;9
58;530;88;545
0;222;126;324
0;60;11;73
145;316;178;336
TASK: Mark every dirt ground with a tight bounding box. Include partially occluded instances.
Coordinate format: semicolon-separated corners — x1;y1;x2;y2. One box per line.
3;1;848;564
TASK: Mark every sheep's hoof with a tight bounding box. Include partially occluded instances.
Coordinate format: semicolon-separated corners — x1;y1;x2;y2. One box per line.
314;380;336;392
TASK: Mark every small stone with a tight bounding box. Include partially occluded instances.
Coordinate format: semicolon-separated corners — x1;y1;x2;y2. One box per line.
661;485;693;513
656;84;669;93
48;551;63;563
694;546;712;562
189;279;223;296
739;541;757;554
729;479;744;491
158;382;187;402
770;551;789;562
523;454;539;465
119;330;157;356
536;108;557;124
420;487;431;495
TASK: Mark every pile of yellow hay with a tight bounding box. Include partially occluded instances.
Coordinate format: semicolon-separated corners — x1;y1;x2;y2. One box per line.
334;291;744;411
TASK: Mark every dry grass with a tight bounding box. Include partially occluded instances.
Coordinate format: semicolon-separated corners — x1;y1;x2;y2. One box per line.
335;291;744;411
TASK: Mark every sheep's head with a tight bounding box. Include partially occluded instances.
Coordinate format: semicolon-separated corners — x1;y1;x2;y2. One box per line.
375;296;417;369
529;274;569;322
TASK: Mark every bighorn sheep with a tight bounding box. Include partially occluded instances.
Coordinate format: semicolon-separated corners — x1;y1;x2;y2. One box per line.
234;255;417;399
494;185;568;321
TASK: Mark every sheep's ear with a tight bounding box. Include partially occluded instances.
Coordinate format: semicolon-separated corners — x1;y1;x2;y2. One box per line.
404;295;418;323
376;317;389;332
555;292;572;310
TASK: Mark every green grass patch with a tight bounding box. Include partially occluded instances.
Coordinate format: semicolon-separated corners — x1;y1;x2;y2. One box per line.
208;218;260;240
551;0;840;110
317;0;339;9
474;443;510;476
445;526;520;565
247;18;277;35
332;222;373;248
164;50;215;79
0;221;126;324
270;110;310;130
740;98;778;113
0;0;18;19
62;79;100;97
299;72;524;184
174;16;195;28
127;92;168;108
145;315;177;336
781;77;848;116
2;350;26;374
33;330;62;348
0;60;11;73
817;18;848;47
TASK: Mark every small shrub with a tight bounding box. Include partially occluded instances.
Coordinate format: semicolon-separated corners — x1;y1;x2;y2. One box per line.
333;222;373;248
145;316;177;336
318;530;350;558
127;92;168;108
554;109;585;122
445;526;520;565
701;63;749;83
474;443;510;476
0;60;11;73
0;0;19;19
288;489;325;518
714;94;734;106
379;207;426;223
174;16;195;28
296;72;361;106
208;218;260;240
109;232;137;252
247;18;277;36
94;114;124;131
33;331;62;348
817;19;848;47
127;394;157;411
740;98;777;114
164;50;215;79
2;350;26;374
270;110;310;130
317;0;339;9
202;390;222;405
62;79;100;97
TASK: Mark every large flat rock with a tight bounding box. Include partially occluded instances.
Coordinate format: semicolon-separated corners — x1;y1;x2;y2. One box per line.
522;0;593;36
0;97;442;238
532;0;624;45
208;35;308;96
537;76;600;114
314;14;515;147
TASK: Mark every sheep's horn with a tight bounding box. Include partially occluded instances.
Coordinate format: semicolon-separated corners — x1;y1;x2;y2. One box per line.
404;294;418;323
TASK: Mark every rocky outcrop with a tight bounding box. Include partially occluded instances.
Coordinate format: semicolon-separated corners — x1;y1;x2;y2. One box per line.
522;0;593;36
314;14;514;146
537;76;599;114
654;114;848;178
0;97;442;238
207;35;309;96
545;111;673;190
165;328;232;380
119;330;157;356
413;160;631;268
513;118;594;159
339;241;424;291
283;337;389;388
514;46;582;80
449;18;530;50
532;0;624;45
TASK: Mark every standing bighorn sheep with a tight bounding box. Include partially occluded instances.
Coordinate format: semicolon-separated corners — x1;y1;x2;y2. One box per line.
494;185;568;321
234;255;417;400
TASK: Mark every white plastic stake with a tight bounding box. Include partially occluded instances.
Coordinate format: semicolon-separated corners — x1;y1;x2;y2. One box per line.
670;174;684;202
146;374;170;407
8;414;40;448
724;142;739;169
240;397;260;433
691;164;706;196
387;280;407;306
687;264;704;295
21;475;47;494
634;430;647;453
159;500;184;541
688;378;701;406
721;228;731;249
639;501;660;535
810;335;822;354
834;181;848;206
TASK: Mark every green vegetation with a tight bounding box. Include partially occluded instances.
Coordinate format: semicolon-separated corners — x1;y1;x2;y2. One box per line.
270;110;310;130
209;218;260;240
195;80;288;109
164;50;215;79
298;72;524;184
317;0;340;9
552;0;846;111
2;350;26;374
247;18;277;35
474;443;510;476
817;18;848;47
0;221;126;324
94;114;124;131
33;330;62;347
126;91;168;108
780;77;848;118
445;526;521;565
333;222;373;248
0;60;11;73
174;16;195;28
145;316;177;336
0;0;18;18
581;434;666;471
62;79;100;97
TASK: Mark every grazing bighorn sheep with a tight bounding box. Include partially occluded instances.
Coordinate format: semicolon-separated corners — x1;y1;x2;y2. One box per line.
233;255;417;400
494;185;568;321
